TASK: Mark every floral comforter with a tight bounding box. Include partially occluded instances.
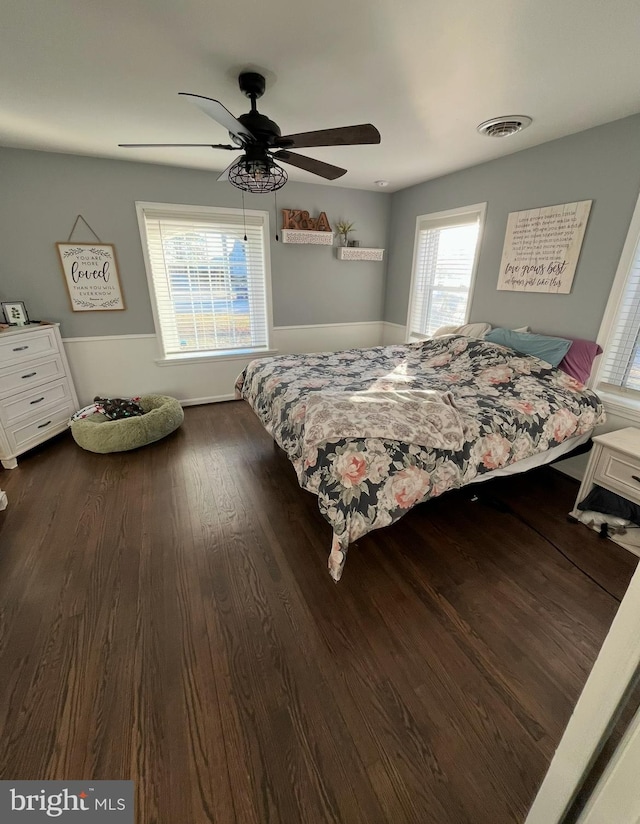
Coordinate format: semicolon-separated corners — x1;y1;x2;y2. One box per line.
235;336;604;581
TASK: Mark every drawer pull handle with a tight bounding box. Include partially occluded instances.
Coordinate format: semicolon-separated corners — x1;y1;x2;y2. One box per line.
37;420;52;429
632;475;640;484
30;396;45;405
13;345;29;352
21;372;37;379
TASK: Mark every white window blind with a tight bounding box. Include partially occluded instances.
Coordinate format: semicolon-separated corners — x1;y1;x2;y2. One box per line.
137;203;272;357
407;206;484;340
598;216;640;392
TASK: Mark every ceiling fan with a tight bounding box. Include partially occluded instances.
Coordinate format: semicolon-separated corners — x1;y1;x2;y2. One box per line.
119;71;381;192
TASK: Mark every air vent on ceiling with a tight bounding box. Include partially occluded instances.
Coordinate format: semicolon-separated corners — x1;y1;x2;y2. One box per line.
477;116;532;137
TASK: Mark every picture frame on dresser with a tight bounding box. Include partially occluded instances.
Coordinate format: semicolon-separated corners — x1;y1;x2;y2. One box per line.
1;301;30;326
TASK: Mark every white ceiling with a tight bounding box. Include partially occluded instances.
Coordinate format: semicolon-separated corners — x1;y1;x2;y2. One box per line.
2;0;640;192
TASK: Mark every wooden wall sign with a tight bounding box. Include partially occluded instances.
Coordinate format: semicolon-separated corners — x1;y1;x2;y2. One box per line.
56;243;125;311
281;210;331;232
496;200;592;293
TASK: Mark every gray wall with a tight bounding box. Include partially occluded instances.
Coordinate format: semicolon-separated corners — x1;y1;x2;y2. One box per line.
0;148;390;337
5;114;640;343
385;114;640;340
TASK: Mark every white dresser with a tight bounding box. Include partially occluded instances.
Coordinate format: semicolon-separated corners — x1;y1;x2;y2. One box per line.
0;323;78;469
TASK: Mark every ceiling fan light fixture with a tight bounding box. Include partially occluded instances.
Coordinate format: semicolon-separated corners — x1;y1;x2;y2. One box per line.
227;156;288;193
477;115;532;137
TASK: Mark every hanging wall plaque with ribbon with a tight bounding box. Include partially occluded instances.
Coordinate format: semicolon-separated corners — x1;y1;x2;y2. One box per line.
56;215;125;311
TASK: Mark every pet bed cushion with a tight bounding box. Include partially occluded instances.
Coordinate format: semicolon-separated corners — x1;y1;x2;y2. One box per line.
71;394;183;453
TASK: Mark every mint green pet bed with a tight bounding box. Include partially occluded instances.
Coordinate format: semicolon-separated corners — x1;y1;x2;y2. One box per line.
71;395;184;453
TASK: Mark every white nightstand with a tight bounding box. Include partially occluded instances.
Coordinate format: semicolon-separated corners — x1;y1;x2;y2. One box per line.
572;427;640;556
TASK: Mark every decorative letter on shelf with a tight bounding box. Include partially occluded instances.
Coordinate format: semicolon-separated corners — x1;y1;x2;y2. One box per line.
56;244;125;311
282;209;331;231
496;200;592;293
281;209;334;244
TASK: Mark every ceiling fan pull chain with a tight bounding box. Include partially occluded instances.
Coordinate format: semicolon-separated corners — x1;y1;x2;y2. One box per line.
241;191;247;242
274;190;279;241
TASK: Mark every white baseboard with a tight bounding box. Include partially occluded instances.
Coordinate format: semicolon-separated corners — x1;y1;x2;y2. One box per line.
63;321;386;406
181;394;236;406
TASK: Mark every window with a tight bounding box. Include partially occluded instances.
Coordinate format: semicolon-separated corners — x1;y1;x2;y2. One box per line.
406;203;485;339
597;192;640;397
136;202;272;359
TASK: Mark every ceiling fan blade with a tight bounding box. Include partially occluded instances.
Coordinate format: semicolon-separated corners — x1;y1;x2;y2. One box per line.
119;143;237;149
179;93;254;144
275;124;380;150
272;150;347;180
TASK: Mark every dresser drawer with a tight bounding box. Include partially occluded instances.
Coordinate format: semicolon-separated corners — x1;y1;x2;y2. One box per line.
0;378;73;427
0;356;66;398
7;404;74;450
593;448;640;506
0;327;57;366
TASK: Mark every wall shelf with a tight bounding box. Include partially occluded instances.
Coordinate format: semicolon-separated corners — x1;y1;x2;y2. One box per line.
336;247;385;261
281;230;334;245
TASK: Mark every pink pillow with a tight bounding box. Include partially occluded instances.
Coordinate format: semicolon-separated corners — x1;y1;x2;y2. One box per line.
558;338;602;384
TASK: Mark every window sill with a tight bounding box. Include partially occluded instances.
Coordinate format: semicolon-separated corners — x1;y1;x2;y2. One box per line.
155;348;278;367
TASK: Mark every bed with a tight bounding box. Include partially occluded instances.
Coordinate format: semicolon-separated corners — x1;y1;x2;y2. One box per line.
235;335;604;581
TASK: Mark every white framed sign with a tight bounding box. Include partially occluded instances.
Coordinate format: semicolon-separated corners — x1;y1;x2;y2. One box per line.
497;200;592;293
56;243;125;311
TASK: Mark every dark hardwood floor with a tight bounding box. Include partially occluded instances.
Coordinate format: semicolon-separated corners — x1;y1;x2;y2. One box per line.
0;402;636;824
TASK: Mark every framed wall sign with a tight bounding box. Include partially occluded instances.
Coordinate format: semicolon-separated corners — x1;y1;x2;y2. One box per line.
56;243;125;311
496;200;592;293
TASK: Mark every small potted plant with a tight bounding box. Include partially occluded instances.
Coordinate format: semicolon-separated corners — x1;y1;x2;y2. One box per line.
335;220;355;247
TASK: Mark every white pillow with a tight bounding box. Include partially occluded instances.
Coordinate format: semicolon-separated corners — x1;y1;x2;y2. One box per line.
431;322;492;339
430;325;459;337
430;323;530;339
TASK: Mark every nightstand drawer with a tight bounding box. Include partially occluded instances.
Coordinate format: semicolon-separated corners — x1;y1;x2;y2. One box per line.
0;378;73;427
593;449;640;506
0;356;66;398
0;327;57;366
